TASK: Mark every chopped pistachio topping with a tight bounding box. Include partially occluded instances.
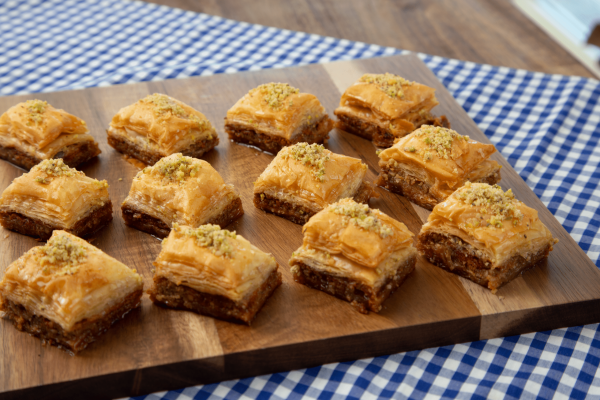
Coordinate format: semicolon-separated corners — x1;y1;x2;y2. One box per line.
25;99;47;126
359;73;412;99
456;183;524;228
329;199;393;238
151;154;202;185
145;94;187;117
413;125;468;161
32;159;84;184
143;94;211;132
404;146;416;153
37;234;88;275
284;142;330;182
175;223;237;258
251;83;299;110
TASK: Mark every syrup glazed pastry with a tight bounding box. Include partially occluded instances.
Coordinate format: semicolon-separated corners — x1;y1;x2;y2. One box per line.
417;183;558;293
376;125;501;210
334;73;450;148
149;224;282;325
253;142;378;225
224;82;334;154
0;230;143;354
0;159;112;240
0;100;101;170
121;153;243;238
289;198;417;314
107;93;218;165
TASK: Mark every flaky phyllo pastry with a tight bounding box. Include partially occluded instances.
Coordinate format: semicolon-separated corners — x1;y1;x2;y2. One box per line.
0;159;112;240
417;182;558;292
334;73;450;148
0;100;100;170
121;153;243;238
149;224;282;325
377;125;501;210
225;82;333;154
253;142;377;225
107;93;218;165
0;230;143;354
290;198;417;314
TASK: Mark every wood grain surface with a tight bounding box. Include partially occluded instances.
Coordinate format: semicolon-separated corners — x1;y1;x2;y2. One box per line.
1;54;599;400
144;0;595;78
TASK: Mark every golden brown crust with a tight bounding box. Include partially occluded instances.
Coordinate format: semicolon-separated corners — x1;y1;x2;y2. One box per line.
336;113;450;148
148;269;282;325
291;254;416;314
254;180;375;225
122;197;243;238
376;163;501;210
0;140;101;171
0;201;113;240
225;114;333;154
226;83;330;142
108;94;217;157
107;130;219;166
0;288;142;354
417;231;551;292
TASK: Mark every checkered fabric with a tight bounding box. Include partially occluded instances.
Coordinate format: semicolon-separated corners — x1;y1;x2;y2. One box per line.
2;0;600;399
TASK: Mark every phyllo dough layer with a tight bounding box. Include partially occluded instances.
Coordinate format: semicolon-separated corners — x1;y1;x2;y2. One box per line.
0;230;143;339
108;93;218;164
290;198;417;313
225;83;333;153
253;143;376;224
0;159;111;238
334;73;449;147
377;125;501;209
149;224;282;324
0;100;100;169
121;153;242;237
417;182;557;292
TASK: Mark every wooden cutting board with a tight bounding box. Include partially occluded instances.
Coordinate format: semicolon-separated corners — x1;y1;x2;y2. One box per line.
1;54;599;400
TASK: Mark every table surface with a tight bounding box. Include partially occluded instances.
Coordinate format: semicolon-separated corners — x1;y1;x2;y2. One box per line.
144;0;595;78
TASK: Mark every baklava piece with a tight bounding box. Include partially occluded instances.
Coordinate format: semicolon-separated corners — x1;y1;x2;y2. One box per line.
0;230;143;354
121;153;243;238
0;159;112;240
377;125;501;210
290;198;416;314
0;100;100;170
417;183;558;293
107;93;218;165
253;142;377;225
225;83;333;154
149;224;281;325
334;73;450;148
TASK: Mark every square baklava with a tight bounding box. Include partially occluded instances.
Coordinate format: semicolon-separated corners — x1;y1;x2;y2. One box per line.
121;153;243;238
0;159;112;240
225;82;333;154
334;73;450;148
149;224;282;325
253;142;377;225
0;230;143;354
417;182;558;293
0;100;101;170
377;125;501;210
107;93;218;165
289;198;417;314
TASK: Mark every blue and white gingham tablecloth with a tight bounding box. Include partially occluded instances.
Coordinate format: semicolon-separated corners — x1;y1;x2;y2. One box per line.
2;0;600;399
